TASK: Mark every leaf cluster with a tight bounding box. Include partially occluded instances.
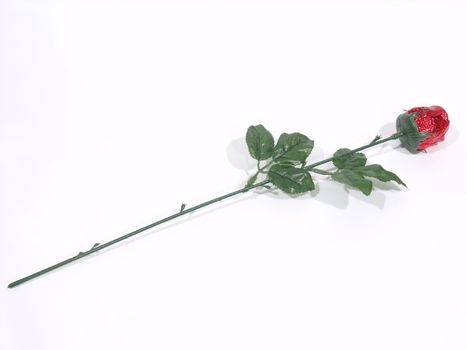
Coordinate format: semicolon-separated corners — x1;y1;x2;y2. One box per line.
330;149;406;196
246;125;315;194
245;125;406;196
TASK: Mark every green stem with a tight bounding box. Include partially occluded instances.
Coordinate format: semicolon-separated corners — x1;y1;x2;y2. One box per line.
303;132;403;170
310;168;334;176
256;159;274;174
8;132;402;288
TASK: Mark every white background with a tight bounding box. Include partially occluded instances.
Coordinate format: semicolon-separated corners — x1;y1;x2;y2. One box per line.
1;0;466;349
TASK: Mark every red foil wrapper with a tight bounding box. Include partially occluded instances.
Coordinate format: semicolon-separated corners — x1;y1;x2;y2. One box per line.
407;106;449;150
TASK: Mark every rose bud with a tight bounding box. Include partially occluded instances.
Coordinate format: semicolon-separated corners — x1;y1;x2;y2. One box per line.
396;106;449;153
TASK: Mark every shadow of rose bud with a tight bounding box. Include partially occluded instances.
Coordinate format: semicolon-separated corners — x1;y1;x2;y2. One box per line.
396;106;449;153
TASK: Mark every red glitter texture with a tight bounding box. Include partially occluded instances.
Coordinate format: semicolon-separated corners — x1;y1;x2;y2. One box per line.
407;106;449;150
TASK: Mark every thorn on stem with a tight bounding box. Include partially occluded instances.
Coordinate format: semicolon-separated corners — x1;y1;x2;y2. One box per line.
180;203;187;212
77;243;101;256
371;135;382;144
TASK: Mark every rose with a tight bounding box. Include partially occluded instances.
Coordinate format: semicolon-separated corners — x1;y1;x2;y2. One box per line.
8;107;449;288
396;106;449;152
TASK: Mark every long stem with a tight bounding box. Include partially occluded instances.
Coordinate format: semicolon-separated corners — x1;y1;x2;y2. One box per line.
8;132;402;288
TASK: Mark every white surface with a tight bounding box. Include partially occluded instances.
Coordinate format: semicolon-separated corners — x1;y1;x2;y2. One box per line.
1;0;467;349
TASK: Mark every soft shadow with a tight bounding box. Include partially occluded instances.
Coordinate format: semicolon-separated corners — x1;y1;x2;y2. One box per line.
372;179;403;191
349;189;386;209
312;180;387;209
254;176;387;209
259;187;314;201
423;124;460;154
311;181;349;209
379;122;415;155
379;122;398;139
226;137;256;172
306;145;325;165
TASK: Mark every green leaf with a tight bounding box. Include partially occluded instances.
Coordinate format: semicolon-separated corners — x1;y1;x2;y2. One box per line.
246;124;275;160
332;148;367;169
331;169;373;196
396;112;430;153
272;132;314;164
354;164;407;187
275;159;297;167
268;164;315;194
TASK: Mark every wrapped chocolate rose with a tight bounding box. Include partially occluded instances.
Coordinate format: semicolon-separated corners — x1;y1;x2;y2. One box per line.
8;106;450;288
396;106;449;152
